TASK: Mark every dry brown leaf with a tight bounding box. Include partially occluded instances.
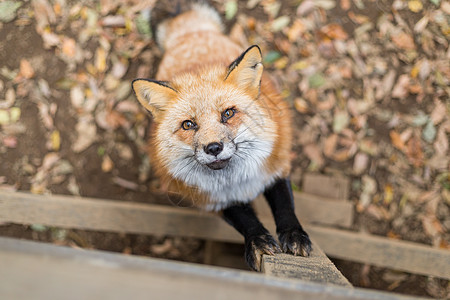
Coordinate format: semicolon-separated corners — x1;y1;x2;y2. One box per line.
72;117;97;153
303;143;325;166
287;19;306;42
323;133;338;157
430;99;447;125
101;155;114;172
376;69;396;100
391;32;415;50
19;59;35;79
340;0;350;10
434;127;449;156
391;74;410;99
348;11;369;24
353;152;369;175
405;134;424;167
421;216;443;237
321;23;348;40
390;130;405;151
62;37;76;58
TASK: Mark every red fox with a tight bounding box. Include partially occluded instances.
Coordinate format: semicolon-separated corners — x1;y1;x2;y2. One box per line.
132;2;311;271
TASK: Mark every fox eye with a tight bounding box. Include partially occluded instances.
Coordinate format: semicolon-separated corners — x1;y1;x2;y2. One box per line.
181;120;196;130
221;108;235;122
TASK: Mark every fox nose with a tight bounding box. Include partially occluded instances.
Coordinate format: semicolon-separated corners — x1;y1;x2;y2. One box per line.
204;142;223;156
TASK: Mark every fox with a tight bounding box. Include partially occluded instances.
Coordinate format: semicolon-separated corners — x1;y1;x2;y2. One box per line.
132;2;311;271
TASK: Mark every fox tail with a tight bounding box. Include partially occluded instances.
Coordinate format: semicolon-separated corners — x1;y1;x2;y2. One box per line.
152;0;224;50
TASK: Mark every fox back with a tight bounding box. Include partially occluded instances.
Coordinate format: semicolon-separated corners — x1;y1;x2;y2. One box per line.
133;3;292;211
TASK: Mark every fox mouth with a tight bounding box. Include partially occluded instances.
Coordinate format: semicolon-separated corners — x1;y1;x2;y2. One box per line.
206;158;231;170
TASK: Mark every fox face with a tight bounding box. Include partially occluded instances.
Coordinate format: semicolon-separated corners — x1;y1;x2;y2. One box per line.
133;46;280;209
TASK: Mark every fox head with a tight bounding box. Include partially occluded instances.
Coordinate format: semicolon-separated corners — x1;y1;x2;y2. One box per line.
132;46;278;204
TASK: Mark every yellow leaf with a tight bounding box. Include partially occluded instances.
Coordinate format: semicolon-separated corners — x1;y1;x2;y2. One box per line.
408;0;423;12
384;184;394;204
95;47;107;73
294;98;309;113
410;64;419;78
51;130;61;151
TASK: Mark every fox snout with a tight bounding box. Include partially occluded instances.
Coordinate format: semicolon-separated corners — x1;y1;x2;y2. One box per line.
204;142;223;156
197;139;236;170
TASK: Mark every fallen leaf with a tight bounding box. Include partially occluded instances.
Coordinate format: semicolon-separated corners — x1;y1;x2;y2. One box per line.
101;155;114;172
0;88;16;109
414;15;429;33
406;134;424;167
309;73;326;88
70;85;85;109
112;177;139;191
2;136;17;148
321;23;348;40
95;47;107;73
225;0;237;20
270;16;290;32
50;130;61;151
19;59;35;79
323;134;338;157
376;69;396;100
62;37;76;58
294;97;309;113
422;215;443;237
391;32;415;50
340;0;350;10
390;130;406;151
408;0;423;12
384;184;394;204
303;143;325;167
422;120;436;143
72;117;97;153
433;126;448;156
0;1;22;23
353;152;369;175
391;74;410;98
430;99;447;125
333;110;349;133
100;15;126;27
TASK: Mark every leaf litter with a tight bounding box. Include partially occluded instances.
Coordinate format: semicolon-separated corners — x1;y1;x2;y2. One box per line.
0;0;449;297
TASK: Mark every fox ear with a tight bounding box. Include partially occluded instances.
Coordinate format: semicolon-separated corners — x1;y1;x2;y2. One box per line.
132;79;177;121
225;45;263;98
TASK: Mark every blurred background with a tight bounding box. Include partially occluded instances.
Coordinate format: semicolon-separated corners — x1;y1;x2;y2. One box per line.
0;0;448;297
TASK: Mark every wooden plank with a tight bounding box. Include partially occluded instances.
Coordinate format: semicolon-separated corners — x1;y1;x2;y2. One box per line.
1;191;449;279
303;173;350;200
0;190;242;243
308;226;450;280
254;192;354;228
262;244;352;287
0;237;421;300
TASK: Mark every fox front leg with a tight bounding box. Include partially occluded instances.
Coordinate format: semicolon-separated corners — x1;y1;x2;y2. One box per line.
264;178;312;256
222;203;281;271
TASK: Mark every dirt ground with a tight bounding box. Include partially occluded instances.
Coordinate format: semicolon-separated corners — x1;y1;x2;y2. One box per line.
0;0;449;298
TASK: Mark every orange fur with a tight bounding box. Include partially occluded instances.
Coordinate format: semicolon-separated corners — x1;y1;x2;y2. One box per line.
133;4;292;210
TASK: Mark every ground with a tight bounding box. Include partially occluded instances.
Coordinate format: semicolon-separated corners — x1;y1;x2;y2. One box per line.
0;0;449;298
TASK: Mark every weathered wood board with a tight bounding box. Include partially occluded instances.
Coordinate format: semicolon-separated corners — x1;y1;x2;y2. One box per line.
308;226;450;280
1;190;449;279
0;237;422;300
262;245;352;287
303;173;350;200
255;191;354;228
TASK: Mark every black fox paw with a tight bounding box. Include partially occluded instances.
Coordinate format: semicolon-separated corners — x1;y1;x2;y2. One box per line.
245;233;281;271
278;228;312;257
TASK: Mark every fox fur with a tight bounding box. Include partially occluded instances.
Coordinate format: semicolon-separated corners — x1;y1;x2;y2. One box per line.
133;2;312;272
133;3;292;211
